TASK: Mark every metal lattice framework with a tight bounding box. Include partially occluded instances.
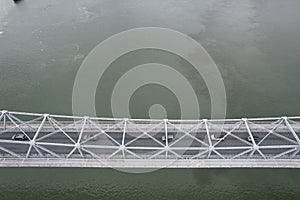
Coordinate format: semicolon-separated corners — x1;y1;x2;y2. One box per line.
1;110;300;163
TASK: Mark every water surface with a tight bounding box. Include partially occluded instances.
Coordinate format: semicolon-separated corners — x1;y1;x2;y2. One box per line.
1;0;300;199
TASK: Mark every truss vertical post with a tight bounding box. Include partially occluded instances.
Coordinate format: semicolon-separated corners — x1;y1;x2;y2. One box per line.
121;118;128;158
204;120;212;146
0;112;3;125
71;117;88;158
204;119;213;158
164;119;169;147
3;113;6;130
243;118;266;159
122;119;128;146
26;114;48;158
164;119;169;158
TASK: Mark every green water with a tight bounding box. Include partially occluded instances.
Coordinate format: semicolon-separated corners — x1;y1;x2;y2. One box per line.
1;0;300;199
1;168;300;200
1;0;300;118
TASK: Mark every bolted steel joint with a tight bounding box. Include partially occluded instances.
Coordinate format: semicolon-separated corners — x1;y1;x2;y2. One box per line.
75;143;81;149
119;145;126;150
29;140;35;146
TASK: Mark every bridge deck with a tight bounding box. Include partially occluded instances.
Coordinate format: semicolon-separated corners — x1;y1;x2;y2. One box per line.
1;110;300;168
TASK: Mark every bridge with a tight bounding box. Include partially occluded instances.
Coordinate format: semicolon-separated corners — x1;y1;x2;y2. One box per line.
0;110;300;168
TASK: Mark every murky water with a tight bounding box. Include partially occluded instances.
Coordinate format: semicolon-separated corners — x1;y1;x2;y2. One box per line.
1;168;300;200
1;0;300;199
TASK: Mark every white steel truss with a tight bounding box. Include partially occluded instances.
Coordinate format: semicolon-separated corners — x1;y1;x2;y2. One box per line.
0;110;300;160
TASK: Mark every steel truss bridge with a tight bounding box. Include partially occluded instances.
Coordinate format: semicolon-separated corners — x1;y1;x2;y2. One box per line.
0;110;300;168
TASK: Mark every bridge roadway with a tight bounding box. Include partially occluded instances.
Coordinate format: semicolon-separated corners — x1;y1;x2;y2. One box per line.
0;110;300;168
0;124;298;156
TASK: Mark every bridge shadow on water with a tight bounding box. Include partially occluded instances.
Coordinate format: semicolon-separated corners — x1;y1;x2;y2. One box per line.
0;168;299;200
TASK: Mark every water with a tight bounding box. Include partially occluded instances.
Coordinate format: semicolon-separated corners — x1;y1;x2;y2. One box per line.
1;0;300;199
1;168;300;200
